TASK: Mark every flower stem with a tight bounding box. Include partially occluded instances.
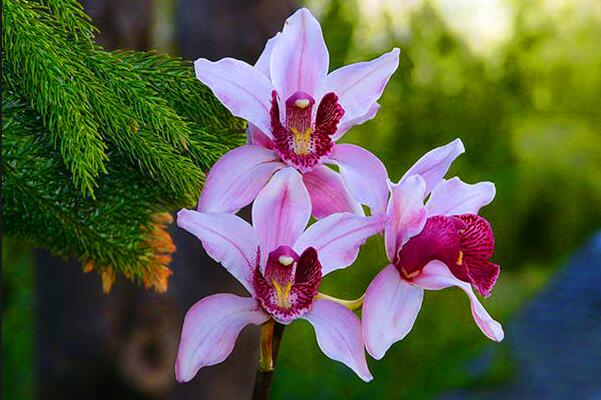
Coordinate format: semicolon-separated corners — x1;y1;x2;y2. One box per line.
252;320;285;400
315;292;365;310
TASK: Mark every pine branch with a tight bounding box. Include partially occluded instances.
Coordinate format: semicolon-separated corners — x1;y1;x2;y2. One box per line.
39;0;97;44
2;88;175;283
39;0;245;170
2;0;246;288
3;0;108;196
115;50;247;169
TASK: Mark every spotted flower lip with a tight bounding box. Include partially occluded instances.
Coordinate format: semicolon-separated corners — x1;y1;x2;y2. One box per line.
194;8;399;219
362;138;504;361
175;168;387;383
253;245;322;323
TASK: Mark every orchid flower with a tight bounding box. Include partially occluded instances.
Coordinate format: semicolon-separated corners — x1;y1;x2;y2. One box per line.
195;8;398;218
361;138;504;360
175;168;387;382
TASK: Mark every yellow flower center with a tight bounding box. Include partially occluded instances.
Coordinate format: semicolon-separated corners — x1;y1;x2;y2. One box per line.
290;127;313;155
272;280;293;308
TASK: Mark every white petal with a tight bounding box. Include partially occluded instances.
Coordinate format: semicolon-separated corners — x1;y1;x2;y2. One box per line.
362;265;424;359
252;168;311;257
426;177;496;216
177;209;259;294
195;57;274;135
175;294;268;382
303;300;373;382
270;8;329;99
412;261;504;342
400;139;465;195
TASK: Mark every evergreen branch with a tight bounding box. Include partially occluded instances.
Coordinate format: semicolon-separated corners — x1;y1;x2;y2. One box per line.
39;1;244;169
115;50;246;133
115;50;247;168
2;0;247;286
39;0;97;44
4;0;207;201
3;0;108;196
2;90;172;277
87;50;195;153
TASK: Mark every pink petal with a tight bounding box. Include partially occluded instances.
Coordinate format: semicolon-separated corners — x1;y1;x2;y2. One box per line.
400;139;465;195
254;32;280;79
362;265;424;360
195;57;274;135
293;213;388;275
175;294;268;382
384;175;427;262
198;145;284;213
177;209;259;295
302;300;373;382
270;8;329;99
252;167;311;257
426;177;496;217
302;165;364;219
412;260;504;342
318;48;399;124
333;102;380;141
328;144;389;215
246;124;275;147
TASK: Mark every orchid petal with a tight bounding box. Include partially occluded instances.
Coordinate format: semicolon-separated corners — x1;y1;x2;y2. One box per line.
294;213;387;275
329;144;389;215
303;300;373;382
400;139;465;195
333;103;380;141
246;124;275;148
253;168;311;257
412;260;504;342
362;265;424;360
426;177;496;216
270;8;329;99
177;209;259;295
195;57;274;135
175;294;268;382
198;145;284;213
302;165;364;219
384;175;427;262
254;32;280;79
319;48;399;123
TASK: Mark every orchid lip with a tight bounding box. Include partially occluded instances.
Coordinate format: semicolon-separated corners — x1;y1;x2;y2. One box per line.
271;91;344;172
395;214;500;296
253;246;322;323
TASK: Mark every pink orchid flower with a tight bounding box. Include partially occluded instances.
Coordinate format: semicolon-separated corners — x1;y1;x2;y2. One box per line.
175;168;387;382
194;8;398;218
361;139;504;360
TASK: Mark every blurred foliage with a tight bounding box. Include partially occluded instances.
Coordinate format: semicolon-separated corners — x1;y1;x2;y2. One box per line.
273;0;601;398
2;241;35;400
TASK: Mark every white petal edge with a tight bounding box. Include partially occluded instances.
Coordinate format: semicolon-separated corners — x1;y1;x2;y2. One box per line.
177;209;259;295
303;299;373;382
175;294;269;382
412;260;504;342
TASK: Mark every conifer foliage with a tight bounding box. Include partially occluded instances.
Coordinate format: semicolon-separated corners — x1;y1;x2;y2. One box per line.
2;0;245;291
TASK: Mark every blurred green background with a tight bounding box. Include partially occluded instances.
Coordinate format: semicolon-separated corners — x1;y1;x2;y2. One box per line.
3;0;601;399
275;0;601;398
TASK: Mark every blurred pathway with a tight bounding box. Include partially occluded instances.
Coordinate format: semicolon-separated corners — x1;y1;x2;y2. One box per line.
442;232;601;400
